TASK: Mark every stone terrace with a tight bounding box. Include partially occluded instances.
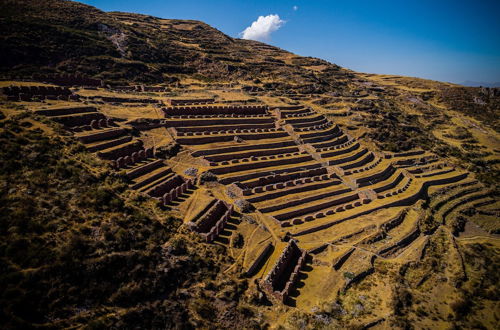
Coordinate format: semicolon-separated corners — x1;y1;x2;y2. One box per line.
16;84;490;308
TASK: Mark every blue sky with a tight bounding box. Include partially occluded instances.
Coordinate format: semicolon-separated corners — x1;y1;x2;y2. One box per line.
80;0;500;84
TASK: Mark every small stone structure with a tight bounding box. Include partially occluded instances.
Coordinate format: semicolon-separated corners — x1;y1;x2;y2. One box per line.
186;199;234;242
261;240;308;303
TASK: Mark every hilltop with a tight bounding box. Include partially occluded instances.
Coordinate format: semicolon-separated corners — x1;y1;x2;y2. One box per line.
0;0;349;88
0;0;499;329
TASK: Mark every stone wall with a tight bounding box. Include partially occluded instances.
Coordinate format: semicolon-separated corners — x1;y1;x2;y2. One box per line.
87;136;132;153
343;262;375;292
312;134;349;149
78;128;127;144
160;178;195;206
192;140;297;157
32;73;102;87
386;150;425;159
286;115;326;125
3;85;75;101
35;106;96;117
373;172;405;193
52;112;106;128
302;128;343;144
101;96;159;104
247;178;341;203
356;165;396;187
261;240;308;303
114;147;155;170
130;166;171;190
339;152;374;170
318;138;356;153
175;130;289;145
329;149;369;166
378;224;420;257
219;163;323;185
174;123;276;133
142;86;167;92
243;167;329;189
261;187;353;214
164;105;268;116
245;242;274;276
164;117;274;128
333;247;355;270
126;159;164;180
97;141;143;161
186;199;234;242
109;86;137;92
393;155;438;167
291;172;468;237
382;209;408;231
204;146;299;163
273;192;359;221
167;98;215;106
292;116;328;128
210;154;313;176
148;174;185;198
321;142;360;158
299;125;340;140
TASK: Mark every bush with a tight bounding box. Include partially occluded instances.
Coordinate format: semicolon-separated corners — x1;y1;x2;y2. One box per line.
199;171;217;184
235;199;254;213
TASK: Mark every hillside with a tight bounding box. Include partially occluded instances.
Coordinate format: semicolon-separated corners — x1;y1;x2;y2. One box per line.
0;0;499;329
0;0;350;88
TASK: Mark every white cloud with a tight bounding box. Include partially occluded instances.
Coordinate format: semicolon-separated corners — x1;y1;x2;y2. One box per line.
241;14;285;41
293;5;298;11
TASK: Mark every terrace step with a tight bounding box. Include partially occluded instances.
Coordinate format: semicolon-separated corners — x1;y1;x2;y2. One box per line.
143;174;184;197
320;142;360;159
211;154;314;176
335;249;375;292
77;128;127;144
431;184;483;212
312;134;350;149
192;140;298;157
51;112;106;127
247;178;342;203
176;130;290;145
174;123;276;132
131;166;173;190
204;146;300;162
126;159;165;180
262;188;356;216
35;106;96;117
219;161;323;185
97;140;142;160
438;191;493;224
328;149;369;166
86;136;132;153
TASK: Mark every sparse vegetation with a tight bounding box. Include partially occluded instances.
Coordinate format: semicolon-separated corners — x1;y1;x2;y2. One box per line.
0;114;256;328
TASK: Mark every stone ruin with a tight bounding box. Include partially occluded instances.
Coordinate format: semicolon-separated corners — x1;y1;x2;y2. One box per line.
2;85;77;102
32;73;102;87
261;240;308;303
186;199;234;243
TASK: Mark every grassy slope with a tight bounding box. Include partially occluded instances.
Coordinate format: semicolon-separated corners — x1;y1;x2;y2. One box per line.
0;106;260;328
0;0;351;88
358;74;500;188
